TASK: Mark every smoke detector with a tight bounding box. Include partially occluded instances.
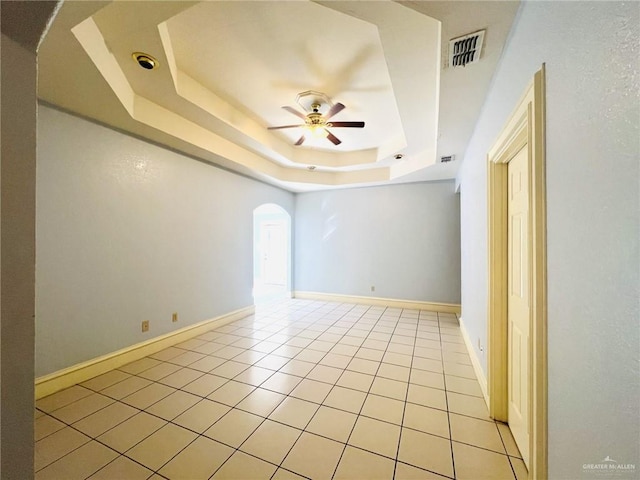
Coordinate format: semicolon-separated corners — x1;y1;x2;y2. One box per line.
448;30;485;68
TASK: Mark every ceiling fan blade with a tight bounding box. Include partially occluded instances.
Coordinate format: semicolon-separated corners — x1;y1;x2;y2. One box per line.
282;106;308;120
324;102;345;120
267;124;305;130
325;130;342;145
328;121;365;128
294;135;306;146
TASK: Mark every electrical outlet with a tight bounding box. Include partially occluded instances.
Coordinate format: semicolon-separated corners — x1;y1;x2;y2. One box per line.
371;286;375;292
172;312;178;323
141;320;149;332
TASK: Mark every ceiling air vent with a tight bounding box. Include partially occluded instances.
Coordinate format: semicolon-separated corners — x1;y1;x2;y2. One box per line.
440;155;455;163
449;30;485;68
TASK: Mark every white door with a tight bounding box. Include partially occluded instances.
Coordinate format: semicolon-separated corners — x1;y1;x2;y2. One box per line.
507;146;530;467
260;221;286;286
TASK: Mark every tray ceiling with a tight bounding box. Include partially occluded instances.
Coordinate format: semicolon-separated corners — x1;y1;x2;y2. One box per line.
38;1;519;192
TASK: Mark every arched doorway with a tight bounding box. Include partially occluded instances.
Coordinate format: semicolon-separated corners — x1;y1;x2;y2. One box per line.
253;204;291;303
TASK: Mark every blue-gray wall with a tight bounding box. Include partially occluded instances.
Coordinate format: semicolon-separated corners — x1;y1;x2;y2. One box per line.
36;108;463;377
294;182;461;304
457;2;639;476
36;106;295;376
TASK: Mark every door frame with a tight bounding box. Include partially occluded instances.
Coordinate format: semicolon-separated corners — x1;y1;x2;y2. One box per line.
487;66;547;479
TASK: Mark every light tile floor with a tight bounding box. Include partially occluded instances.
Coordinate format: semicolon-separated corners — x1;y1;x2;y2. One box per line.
35;300;528;479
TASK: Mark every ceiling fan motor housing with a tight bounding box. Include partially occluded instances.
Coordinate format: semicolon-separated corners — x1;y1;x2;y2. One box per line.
307;110;325;126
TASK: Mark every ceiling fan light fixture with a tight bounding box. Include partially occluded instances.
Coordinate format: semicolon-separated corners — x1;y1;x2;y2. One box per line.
309;125;329;138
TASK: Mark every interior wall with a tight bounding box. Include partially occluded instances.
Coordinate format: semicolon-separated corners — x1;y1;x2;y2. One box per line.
1;32;37;480
36;105;294;377
294;181;461;304
457;1;639;476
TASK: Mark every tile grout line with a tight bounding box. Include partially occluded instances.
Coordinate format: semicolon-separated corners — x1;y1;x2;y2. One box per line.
36;301;318;478
122;300;326;479
328;304;394;479
395;310;456;479
391;306;418;480
36;301;291;477
328;306;435;478
498;421;522;480
238;300;357;480
56;305;433;477
36;300;492;480
259;302;362;479
35;407;159;478
205;300;359;479
202;300;332;479
439;311;458;480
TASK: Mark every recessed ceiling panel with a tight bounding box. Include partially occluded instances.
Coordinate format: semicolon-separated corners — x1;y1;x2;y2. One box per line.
38;0;519;191
166;1;404;153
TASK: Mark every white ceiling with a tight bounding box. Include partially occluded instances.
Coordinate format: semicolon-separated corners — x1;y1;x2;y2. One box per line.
38;1;519;192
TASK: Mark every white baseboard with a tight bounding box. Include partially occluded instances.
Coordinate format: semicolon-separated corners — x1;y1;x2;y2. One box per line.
458;316;490;407
293;291;461;314
35;305;255;399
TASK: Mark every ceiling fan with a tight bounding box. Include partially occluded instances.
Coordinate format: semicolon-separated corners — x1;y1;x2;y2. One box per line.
267;101;365;146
